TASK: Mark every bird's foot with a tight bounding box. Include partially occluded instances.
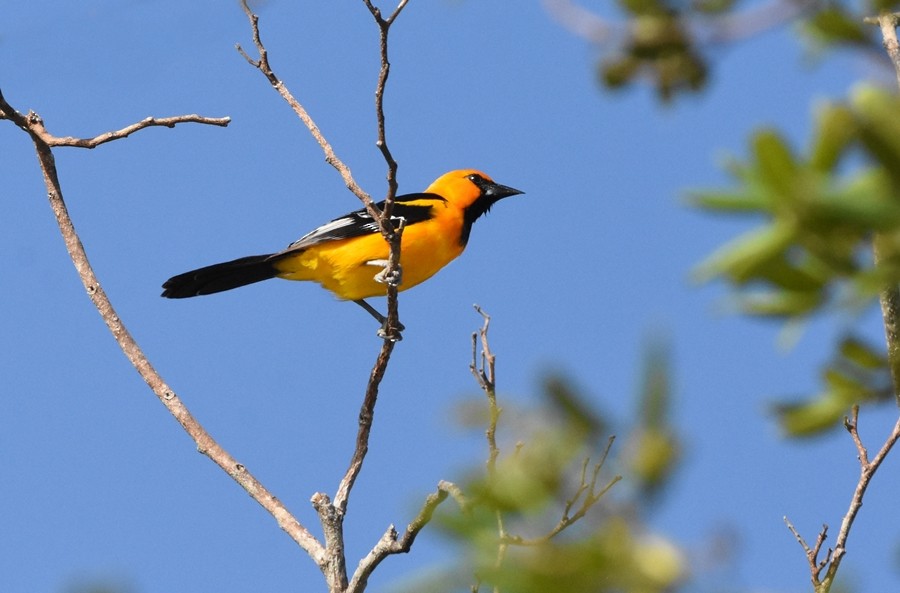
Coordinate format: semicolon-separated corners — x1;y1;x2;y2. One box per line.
377;323;404;342
367;259;403;287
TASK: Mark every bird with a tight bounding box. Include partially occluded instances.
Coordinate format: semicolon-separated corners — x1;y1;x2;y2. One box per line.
161;169;523;339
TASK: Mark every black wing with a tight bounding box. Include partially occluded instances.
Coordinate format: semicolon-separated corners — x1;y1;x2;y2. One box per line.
281;193;445;252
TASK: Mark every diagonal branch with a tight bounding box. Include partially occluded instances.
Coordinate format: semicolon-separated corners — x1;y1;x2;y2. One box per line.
0;91;324;565
236;0;379;221
235;0;405;337
786;406;900;592
347;480;452;593
822;407;900;587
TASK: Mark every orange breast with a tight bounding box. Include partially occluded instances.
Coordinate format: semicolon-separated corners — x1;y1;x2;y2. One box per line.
272;204;466;301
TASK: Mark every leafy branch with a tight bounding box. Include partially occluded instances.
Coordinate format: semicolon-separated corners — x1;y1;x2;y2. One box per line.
694;9;900;592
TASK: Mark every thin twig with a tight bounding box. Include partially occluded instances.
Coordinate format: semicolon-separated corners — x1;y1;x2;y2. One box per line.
786;406;900;591
334;337;396;511
820;407;900;588
359;0;409;344
469;306;505;593
471;305;500;474
236;0;406;341
0;90;229;148
236;0;386;227
0;91;324;565
784;517;830;586
503;436;621;546
347;481;451;593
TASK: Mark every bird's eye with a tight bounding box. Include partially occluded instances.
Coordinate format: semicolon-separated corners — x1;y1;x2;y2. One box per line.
467;174;481;182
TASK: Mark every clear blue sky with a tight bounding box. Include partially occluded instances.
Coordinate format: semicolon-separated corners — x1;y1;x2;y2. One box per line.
3;1;898;592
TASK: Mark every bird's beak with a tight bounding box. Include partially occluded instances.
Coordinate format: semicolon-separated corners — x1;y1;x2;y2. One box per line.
485;182;524;199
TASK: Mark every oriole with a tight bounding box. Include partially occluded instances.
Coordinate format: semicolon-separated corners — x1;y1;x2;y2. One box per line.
162;169;522;336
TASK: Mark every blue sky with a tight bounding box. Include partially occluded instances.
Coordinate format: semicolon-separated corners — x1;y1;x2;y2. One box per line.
3;1;899;592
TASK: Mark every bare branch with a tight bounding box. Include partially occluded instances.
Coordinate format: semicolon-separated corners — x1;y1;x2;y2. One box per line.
334;337;397;512
865;12;900;89
471;305;500;475
236;0;377;216
820;408;900;587
311;492;349;591
348;481;450;593
787;406;900;591
235;0;406;338
0;89;229;148
784;517;830;587
1;92;323;565
362;0;410;203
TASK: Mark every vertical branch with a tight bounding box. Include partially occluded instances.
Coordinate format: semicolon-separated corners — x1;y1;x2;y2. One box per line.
361;0;409;343
333;0;411;513
470;306;506;593
868;12;900;404
470;305;500;476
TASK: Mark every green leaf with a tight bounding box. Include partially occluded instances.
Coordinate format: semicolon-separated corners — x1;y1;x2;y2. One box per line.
689;188;771;213
736;289;824;317
695;222;795;283
775;391;853;437
809;102;857;172
752;254;828;292
839;336;888;371
805;5;871;46
753;130;799;200
852;85;900;185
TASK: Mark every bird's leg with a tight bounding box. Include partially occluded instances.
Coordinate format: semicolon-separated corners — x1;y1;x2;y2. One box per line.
354;299;404;341
366;259;403;287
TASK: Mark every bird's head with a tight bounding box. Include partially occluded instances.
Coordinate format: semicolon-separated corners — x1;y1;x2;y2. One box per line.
425;169;523;216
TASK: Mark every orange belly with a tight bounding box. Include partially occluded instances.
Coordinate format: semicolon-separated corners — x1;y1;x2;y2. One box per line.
272;220;465;301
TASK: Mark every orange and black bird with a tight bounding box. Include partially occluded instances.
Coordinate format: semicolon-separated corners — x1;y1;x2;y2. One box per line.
162;169;522;337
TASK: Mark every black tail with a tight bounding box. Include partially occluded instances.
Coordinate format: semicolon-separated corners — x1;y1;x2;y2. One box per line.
161;254;279;298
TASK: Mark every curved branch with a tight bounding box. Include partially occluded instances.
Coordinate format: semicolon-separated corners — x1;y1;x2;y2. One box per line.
0;92;324;564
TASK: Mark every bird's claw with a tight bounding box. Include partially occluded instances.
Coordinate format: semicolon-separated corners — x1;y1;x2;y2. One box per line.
368;259;403;287
377;323;404;342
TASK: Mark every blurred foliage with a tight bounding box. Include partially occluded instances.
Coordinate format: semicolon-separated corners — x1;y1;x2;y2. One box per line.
624;340;680;498
694;85;900;435
591;0;900;100
404;345;687;593
600;0;708;101
775;335;892;435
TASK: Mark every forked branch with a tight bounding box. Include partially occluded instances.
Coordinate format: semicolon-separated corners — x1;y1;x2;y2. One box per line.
236;2;419;591
0;89;323;564
786;407;900;591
